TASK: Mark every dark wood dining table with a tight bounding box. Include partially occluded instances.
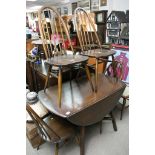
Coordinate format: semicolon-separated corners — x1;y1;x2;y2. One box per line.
38;74;126;155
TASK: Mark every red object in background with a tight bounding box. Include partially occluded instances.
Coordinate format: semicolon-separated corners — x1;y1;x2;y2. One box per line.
63;37;77;49
71;37;77;46
111;44;129;50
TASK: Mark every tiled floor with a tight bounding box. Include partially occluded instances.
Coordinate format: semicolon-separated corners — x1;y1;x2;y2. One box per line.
26;107;129;155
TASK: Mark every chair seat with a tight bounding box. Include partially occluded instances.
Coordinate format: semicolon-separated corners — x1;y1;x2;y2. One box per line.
122;85;129;98
40;115;75;143
119;85;129;106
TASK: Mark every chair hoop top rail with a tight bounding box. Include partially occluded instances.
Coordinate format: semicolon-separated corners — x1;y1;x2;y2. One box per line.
74;7;102;52
38;6;75;59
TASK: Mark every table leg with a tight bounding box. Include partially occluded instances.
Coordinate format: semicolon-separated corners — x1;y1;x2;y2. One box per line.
44;66;51;92
99;120;102;134
85;64;94;92
80;126;85;155
110;111;117;131
95;59;98;92
26;61;34;91
31;62;38;92
54;143;59;155
120;98;126;120
112;55;115;61
58;67;62;108
69;66;72;86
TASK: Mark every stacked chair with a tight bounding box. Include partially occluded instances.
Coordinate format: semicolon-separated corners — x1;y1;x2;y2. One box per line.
74;7;116;92
38;6;94;107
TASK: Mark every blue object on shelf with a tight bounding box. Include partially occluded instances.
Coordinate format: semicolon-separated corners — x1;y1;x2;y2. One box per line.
35;60;41;64
32;47;38;55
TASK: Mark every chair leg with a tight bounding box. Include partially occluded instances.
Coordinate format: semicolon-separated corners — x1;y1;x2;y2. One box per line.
85;64;94;92
58;67;62;108
69;68;72;86
44;66;51;92
75;134;80;146
75;68;81;82
37;137;42;150
95;59;98;92
54;143;59;155
99;121;102;134
80;126;85;155
110;111;117;131
120;98;127;120
112;55;114;61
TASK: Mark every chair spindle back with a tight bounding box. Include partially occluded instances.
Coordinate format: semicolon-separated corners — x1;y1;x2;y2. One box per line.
74;7;102;52
26;104;60;142
106;60;123;80
38;6;75;59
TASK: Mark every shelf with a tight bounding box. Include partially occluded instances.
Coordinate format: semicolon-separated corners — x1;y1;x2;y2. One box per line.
120;36;129;40
108;36;119;38
108;36;129;39
107;21;120;23
107;28;121;30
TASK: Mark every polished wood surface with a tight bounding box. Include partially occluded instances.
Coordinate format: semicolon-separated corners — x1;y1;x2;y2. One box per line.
45;55;88;67
38;74;125;155
38;74;126;126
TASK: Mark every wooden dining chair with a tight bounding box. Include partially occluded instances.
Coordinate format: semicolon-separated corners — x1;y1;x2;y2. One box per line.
74;7;115;92
26;101;50;149
26;103;77;155
104;59;129;120
98;60;129;133
38;6;94;107
38;6;75;84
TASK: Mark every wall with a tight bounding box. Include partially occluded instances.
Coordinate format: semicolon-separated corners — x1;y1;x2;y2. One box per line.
56;3;72;16
100;0;129;14
112;0;129;11
57;0;129;15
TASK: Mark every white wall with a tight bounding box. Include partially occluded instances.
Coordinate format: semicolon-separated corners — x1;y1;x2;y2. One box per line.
100;0;129;14
56;0;129;16
56;3;72;16
99;0;112;13
112;0;129;11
